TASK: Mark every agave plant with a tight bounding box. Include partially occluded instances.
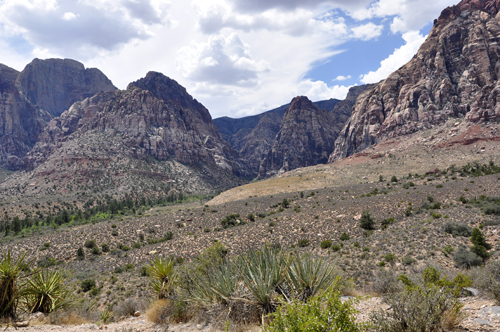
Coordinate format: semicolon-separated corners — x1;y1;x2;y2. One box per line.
146;256;177;299
0;251;31;319
188;258;238;306
239;247;289;318
287;254;337;302
23;269;71;314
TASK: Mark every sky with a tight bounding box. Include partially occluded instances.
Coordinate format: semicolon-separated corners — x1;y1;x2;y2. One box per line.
0;0;459;119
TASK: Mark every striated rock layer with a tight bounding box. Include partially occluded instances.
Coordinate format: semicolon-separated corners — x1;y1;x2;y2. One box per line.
0;58;116;169
330;0;500;161
25;72;250;178
258;96;349;179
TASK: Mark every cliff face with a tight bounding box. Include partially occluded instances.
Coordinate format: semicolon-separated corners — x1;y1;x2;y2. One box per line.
16;58;116;117
25;72;250;178
257;96;347;178
0;58;117;169
330;0;500;161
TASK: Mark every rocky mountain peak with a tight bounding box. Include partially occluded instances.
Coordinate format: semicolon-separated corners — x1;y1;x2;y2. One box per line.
329;0;500;162
286;96;318;114
128;71;212;124
438;0;500;25
15;58;116;117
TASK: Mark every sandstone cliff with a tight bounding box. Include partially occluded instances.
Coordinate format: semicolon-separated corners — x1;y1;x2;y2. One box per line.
16;58;116;117
330;0;500;161
0;58;116;169
25;72;250;178
258;96;348;178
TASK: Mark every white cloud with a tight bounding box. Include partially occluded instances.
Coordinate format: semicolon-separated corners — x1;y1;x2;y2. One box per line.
360;30;426;84
62;12;77;21
351;22;383;41
229;0;373;13
333;75;351;81
176;33;270;87
350;0;457;33
296;79;350;101
0;0;168;60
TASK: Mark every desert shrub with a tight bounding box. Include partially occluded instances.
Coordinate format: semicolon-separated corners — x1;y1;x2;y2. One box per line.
402;256;416;266
286;254;338;302
297;239;310;247
431;212;442;219
91;247;102;255
442;245;454;257
247;213;255;222
146;256;177;299
320;240;332;249
469;260;500;304
113;298;146;318
264;281;366;332
340;233;350;241
132;242;141;249
371;270;402;296
84;239;97;249
371;267;467;332
482;203;500;215
444;223;472;237
331;244;341;252
125;263;135;272
359;210;376;230
403;182;415;189
101;243;110;252
454;246;482;268
77;247;85;260
0;251;30;319
221;214;241;229
81;279;96;292
391;176;398;182
384;254;397;265
146;299;177;325
470;228;491;260
114;267;124;274
48;298;99;325
381;217;396;229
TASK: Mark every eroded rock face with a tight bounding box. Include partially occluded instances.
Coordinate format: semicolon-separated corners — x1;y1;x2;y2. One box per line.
330;0;500;161
258;96;347;178
16;58;116;117
25;72;250;177
0;58;116;169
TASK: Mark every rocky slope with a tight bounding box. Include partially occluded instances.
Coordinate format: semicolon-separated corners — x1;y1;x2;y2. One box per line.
0;58;116;169
6;72;248;202
330;0;500;161
257;96;348;178
214;99;341;173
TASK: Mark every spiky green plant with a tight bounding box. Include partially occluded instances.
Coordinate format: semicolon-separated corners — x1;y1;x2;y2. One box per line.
23;269;71;314
239;247;288;318
287;254;337;302
188;258;238;306
0;251;31;319
146;256;177;299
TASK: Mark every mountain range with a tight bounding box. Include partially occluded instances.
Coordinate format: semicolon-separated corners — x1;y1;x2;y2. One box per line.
1;0;500;203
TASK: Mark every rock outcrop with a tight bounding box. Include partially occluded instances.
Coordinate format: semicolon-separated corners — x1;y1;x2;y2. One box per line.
16;58;116;117
25;72;250;178
214;99;342;174
330;0;500;161
258;96;348;178
0;58;116;169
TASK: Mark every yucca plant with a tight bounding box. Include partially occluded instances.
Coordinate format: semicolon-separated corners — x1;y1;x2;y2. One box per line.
188;258;238;306
146;256;177;299
0;251;31;319
239;247;288;320
287;254;337;302
23;269;71;314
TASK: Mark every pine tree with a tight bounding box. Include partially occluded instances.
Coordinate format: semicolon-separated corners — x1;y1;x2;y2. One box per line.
360;210;375;230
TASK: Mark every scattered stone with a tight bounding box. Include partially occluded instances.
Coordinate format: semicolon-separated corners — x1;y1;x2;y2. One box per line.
474;318;494;327
133;311;141;317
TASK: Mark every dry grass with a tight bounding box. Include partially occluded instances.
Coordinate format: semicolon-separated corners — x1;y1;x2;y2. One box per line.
48;311;90;325
146;299;171;325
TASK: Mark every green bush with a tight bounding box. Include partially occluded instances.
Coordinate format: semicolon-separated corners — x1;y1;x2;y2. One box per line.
340;233;350;241
91;247;102;255
402;256;416;265
132;242;141;249
77;247;85;260
384;254;397;265
320;240;332;249
101;243;110;252
125;263;135;272
81;279;96;292
84;239;97;249
247;213;255;222
297;239;310;247
331;245;341;252
454;246;482;268
391;176;398;182
221;214;241;229
444;223;472;237
264;281;366;332
359;210;375;230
